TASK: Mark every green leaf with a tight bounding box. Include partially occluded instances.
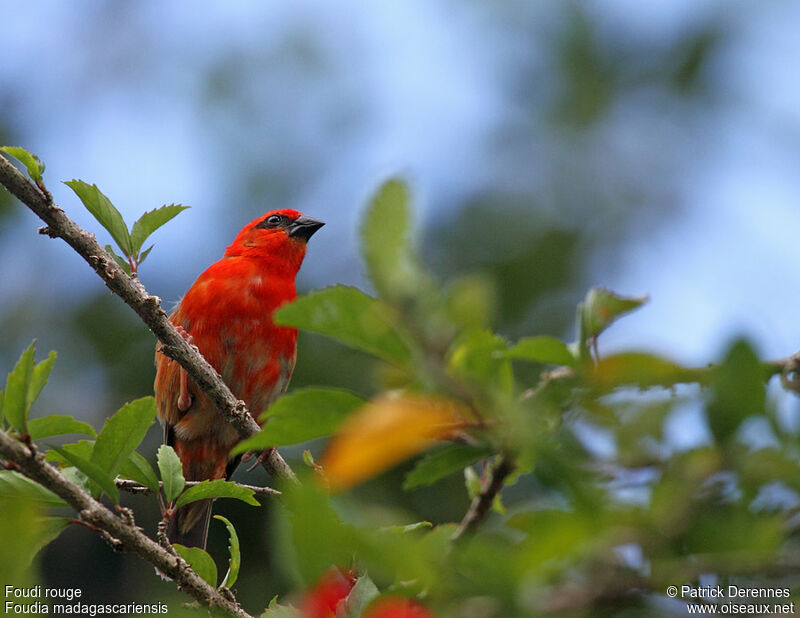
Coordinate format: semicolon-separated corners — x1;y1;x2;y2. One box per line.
708;339;765;443
119;451;160;493
0;146;45;183
261;599;301;617
275;285;414;367
175;479;259;509
28;351;56;410
129;204;190;256
48;444;120;503
505;335;576;368
0;470;67;508
281;476;355;584
138;244;154;266
61;467;92;494
464;466;481;501
232;388;365;454
403;444;491;490
342;573;380;618
64;180;131;256
91;397;156;478
29;516;70;564
361;179;419;300
448;329;513;395
383;521;434;534
591;352;694;391
157;444;185;503
3;342;36;432
28;414;96;441
105;244;131;275
214;515;241;588
580;287;648;341
173;544;217;587
44;439;95;465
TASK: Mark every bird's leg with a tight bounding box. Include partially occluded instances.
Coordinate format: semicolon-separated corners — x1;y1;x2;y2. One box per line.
244;448;276;473
175;325;193;412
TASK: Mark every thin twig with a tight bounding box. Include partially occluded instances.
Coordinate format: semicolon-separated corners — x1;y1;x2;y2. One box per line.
0;155;296;484
451;456;514;541
116;478;281;498
0;430;252;618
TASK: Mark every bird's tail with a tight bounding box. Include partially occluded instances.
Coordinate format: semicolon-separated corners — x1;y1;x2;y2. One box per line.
167;499;213;549
165;450;242;550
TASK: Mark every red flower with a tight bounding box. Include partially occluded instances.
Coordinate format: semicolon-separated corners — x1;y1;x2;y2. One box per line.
363;597;435;618
301;568;357;618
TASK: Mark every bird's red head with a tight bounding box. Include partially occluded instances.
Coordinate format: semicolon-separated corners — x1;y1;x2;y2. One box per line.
224;208;324;275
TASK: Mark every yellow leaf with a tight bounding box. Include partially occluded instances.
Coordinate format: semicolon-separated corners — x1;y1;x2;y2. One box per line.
321;393;467;492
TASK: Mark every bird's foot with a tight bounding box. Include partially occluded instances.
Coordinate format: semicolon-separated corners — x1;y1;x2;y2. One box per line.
244;448;276;472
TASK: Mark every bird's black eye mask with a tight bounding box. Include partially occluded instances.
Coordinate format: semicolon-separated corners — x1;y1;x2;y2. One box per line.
256;214;290;229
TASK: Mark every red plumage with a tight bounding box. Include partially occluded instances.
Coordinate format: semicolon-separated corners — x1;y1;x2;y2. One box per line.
154;209;323;548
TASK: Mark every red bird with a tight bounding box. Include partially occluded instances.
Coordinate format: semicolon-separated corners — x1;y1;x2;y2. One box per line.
154;209;323;548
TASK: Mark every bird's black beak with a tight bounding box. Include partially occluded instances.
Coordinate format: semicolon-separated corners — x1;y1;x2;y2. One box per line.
288;215;325;242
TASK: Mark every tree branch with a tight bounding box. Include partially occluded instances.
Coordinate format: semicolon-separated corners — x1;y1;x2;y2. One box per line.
0;155;296;484
451;455;514;541
0;430;253;618
115;478;281;498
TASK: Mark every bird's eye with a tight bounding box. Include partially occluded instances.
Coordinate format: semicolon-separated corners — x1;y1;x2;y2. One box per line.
257;214;287;229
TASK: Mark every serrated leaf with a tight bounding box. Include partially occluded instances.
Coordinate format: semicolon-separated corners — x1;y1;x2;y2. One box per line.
361;179;419;300
48;444;120;503
214;515;241;588
129;204;190;256
580;287;648;340
28;414;96;441
275;286;414;367
505;335;576;368
173;544;217;587
65;180;131;256
91;397;156;478
175;479;259;509
232;388;365;454
0;146;45;182
322;393;467;492
104;244;131;275
0;470;67;508
3;342;36;432
119;451;160;493
403;444;491;490
342;573;380;618
157;444;185;503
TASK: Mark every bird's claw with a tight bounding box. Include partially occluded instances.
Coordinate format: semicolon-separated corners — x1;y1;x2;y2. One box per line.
245;448;275;473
